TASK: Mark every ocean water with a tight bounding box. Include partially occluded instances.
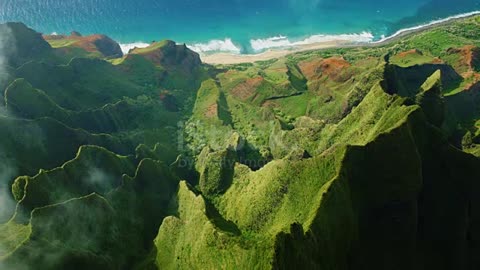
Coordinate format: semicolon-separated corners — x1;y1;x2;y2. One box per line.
0;0;479;54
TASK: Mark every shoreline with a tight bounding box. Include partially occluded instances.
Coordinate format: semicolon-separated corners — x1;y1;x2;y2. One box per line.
200;11;480;65
200;40;345;65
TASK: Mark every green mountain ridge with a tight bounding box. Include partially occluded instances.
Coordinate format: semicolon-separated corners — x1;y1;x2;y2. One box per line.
0;17;480;269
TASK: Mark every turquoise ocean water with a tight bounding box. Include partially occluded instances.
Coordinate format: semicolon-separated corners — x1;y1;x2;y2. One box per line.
0;0;479;54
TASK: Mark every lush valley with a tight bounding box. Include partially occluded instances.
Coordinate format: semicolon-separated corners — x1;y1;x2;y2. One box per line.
0;16;480;269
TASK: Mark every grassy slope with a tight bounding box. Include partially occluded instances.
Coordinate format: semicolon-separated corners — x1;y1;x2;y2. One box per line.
154;79;423;268
1;17;480;270
0;22;203;269
153;17;480;269
1;154;179;270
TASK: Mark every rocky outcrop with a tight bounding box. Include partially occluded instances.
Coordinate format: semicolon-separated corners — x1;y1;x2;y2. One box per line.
384;62;462;96
1;22;52;66
415;70;445;127
298;57;353;83
43;32;123;58
89;34;123;58
128;40;201;73
447;45;480;73
196;146;237;196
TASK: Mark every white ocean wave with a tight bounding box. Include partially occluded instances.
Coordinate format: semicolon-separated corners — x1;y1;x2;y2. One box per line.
119;42;150;54
250;36;291;51
187;38;241;54
250;32;374;52
269;35;288;41
373;10;480;43
299;32;374;45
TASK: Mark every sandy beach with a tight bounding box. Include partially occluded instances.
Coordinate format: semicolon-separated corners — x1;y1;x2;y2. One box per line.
201;40;346;65
200;11;480;65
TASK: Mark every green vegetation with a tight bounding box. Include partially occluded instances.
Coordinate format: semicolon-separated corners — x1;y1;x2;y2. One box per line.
129;41;170;54
390;49;436;67
1;16;480;270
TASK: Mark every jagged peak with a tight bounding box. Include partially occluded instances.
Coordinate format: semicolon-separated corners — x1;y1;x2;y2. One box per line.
126;39;201;71
0;22;52;66
416;70;445;127
420;69;442;93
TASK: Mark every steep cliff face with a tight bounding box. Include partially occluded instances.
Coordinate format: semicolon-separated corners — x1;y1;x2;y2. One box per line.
128;40;201;73
156;69;480;269
151;17;480;270
119;40;205;92
44;32;123;58
0;22;52;66
273;110;480;270
88;34;123;58
447;45;480;73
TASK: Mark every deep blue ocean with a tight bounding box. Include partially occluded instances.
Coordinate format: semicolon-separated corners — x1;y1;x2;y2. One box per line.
1;0;479;54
